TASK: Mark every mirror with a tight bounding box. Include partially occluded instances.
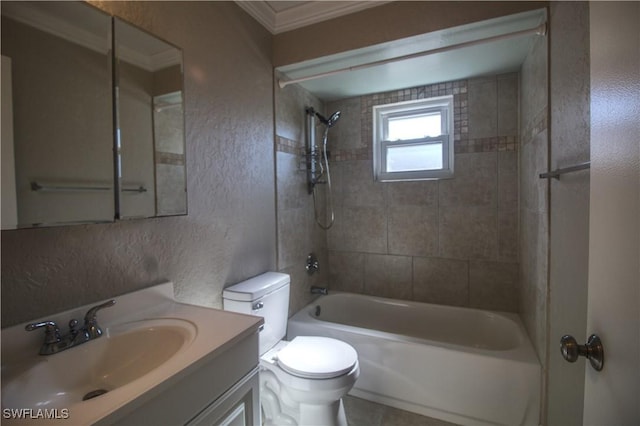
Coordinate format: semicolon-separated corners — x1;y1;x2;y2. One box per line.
1;1;113;228
0;2;187;229
114;18;186;219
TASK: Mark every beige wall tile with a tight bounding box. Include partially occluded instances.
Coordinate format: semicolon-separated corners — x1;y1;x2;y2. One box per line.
498;73;519;136
469;260;519;312
363;254;412;299
498;209;519;262
413;257;469;306
385;180;438;207
282;262;327;318
326;97;363;151
323;75;521;312
439;206;498;259
327;205;387;253
468;76;498;139
277;208;308;270
520;130;549;213
276;151;307;210
331;160;383;207
328;251;364;293
521;34;548;127
498;151;519;262
498;151;518;208
439;152;498;208
388;205;438;256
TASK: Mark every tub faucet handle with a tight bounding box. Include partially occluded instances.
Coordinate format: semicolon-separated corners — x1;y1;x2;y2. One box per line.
306;253;319;275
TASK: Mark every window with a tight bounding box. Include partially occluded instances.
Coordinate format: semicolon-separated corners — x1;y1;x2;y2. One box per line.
373;96;454;181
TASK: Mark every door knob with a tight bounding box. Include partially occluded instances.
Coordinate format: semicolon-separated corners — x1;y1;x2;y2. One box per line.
560;334;604;371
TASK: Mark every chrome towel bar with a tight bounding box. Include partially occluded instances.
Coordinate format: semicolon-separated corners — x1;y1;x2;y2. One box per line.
31;181;147;193
539;161;590;180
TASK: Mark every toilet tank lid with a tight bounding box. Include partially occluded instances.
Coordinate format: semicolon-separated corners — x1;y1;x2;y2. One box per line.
222;272;290;302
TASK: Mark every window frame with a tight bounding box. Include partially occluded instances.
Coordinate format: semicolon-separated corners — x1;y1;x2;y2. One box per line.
373;95;454;182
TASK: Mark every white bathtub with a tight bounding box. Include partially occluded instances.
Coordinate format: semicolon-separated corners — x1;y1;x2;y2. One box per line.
287;292;540;426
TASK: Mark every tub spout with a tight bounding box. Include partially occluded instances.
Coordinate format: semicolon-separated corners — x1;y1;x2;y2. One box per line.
310;286;328;295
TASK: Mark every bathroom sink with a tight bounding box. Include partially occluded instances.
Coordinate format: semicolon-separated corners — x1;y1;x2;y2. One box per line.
1;282;263;425
2;318;196;409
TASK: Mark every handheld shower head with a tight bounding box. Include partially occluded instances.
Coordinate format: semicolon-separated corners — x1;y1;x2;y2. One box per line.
315;110;341;128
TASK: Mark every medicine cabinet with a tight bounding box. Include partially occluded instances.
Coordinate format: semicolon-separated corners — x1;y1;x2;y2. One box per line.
1;1;187;229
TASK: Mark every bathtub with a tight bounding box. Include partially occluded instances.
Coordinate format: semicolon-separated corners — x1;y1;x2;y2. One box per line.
287;292;541;426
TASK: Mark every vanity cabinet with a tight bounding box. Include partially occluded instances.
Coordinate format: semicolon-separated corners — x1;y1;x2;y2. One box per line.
102;330;260;426
187;368;258;426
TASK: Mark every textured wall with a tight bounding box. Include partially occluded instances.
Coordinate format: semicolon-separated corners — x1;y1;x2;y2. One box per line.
1;1;275;327
546;3;590;424
324;75;520;312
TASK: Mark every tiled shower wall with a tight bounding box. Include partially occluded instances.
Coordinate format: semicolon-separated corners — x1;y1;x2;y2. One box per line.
324;74;520;312
519;31;549;362
274;73;330;316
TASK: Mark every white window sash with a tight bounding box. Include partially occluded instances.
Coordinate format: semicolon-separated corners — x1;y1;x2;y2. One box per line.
384;108;447;141
378;135;453;181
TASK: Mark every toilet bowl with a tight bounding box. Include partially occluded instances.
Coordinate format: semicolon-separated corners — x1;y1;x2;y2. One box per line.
223;272;359;426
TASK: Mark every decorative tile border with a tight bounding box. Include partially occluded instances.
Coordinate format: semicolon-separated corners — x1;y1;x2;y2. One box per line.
456;136;518;154
276;135;302;155
155;151;185;165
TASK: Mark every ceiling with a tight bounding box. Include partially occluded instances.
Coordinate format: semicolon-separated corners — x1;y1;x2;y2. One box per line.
273;8;547;101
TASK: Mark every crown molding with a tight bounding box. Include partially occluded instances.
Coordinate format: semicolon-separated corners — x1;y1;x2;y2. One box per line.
235;1;391;34
235;1;277;33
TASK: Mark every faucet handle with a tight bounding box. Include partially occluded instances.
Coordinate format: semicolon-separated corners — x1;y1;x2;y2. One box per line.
84;299;116;338
25;321;61;344
84;299;116;322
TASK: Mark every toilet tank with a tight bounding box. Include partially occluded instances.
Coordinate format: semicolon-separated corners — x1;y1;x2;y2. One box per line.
223;272;290;355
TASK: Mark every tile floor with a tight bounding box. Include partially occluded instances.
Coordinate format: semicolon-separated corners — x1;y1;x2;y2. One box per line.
344;395;459;426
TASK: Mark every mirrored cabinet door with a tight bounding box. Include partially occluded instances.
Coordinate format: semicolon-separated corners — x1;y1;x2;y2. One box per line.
1;1;114;228
114;18;187;220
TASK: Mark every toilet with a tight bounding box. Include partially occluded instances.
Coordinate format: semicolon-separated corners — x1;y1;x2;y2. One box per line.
223;272;359;426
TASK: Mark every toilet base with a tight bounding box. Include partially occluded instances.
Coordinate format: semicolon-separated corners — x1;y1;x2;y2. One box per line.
260;369;350;426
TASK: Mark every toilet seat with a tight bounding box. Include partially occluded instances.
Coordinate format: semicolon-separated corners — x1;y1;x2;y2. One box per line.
276;336;358;379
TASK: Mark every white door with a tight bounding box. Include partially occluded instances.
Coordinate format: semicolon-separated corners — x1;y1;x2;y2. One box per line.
583;2;639;424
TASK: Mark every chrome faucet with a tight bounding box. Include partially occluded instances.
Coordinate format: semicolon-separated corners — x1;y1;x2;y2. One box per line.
25;299;116;355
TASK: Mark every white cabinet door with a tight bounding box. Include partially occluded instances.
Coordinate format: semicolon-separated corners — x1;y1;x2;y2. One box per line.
187;368;260;426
